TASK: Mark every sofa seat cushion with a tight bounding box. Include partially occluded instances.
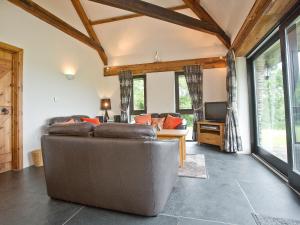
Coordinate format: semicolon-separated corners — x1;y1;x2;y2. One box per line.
94;123;156;140
48;122;94;137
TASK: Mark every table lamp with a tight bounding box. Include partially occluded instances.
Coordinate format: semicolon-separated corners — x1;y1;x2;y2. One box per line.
100;98;111;122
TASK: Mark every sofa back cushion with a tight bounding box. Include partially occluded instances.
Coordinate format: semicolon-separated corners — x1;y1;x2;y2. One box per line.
48;115;89;126
94;123;156;140
159;113;180;118
48;122;94;137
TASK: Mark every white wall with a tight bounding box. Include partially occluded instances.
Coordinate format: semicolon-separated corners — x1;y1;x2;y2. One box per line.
236;57;251;154
203;69;227;102
0;1;103;167
147;72;176;113
100;68;227;117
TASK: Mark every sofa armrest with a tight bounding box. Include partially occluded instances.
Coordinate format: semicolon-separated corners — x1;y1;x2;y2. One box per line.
176;118;187;130
176;124;187;130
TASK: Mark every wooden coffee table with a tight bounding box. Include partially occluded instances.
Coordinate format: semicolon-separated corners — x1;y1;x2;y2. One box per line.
157;129;188;168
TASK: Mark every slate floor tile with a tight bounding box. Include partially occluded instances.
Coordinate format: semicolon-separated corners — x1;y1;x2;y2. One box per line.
0;192;80;225
239;180;300;221
65;207;178;225
178;216;236;225
163;177;256;225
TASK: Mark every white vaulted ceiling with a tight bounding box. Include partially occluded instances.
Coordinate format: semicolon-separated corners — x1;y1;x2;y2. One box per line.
33;0;255;66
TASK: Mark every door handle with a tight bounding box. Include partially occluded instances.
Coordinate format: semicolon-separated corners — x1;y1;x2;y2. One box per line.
0;108;9;115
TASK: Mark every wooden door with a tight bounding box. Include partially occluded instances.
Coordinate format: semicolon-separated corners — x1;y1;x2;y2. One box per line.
0;49;13;173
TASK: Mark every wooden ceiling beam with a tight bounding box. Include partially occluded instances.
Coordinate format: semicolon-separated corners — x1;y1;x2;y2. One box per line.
183;0;230;48
231;0;272;54
71;0;108;65
104;57;226;76
90;4;188;25
88;0;226;39
232;0;298;56
8;0;105;60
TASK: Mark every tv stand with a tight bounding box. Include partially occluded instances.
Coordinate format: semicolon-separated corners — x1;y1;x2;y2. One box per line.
197;121;225;151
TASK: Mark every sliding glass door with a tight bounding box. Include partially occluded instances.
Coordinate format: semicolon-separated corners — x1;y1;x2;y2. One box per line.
250;34;288;175
249;4;300;191
282;11;300;190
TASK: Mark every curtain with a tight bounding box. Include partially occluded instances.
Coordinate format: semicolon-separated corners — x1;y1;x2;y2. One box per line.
184;65;204;141
119;70;133;123
224;50;242;152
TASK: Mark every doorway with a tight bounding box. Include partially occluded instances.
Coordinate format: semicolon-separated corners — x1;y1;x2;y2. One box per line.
0;42;23;173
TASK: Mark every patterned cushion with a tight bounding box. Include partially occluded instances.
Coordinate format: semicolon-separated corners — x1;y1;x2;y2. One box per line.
151;117;165;130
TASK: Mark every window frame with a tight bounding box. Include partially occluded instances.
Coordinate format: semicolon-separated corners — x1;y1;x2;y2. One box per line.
130;74;147;115
175;72;193;114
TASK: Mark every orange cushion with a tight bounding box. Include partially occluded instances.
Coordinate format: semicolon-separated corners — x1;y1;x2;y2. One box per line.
151;117;165;130
81;117;100;125
163;115;182;129
134;114;151;125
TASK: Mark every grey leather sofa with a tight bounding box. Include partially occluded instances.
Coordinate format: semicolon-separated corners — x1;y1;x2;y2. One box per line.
41;122;179;216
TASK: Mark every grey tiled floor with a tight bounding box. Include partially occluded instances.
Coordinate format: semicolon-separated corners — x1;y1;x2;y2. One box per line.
0;142;300;225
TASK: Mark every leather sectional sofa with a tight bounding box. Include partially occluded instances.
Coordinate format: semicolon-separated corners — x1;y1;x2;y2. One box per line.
41;119;179;216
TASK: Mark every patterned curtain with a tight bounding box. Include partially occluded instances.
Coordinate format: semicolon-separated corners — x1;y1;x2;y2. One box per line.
224;50;242;152
119;70;133;123
184;65;204;141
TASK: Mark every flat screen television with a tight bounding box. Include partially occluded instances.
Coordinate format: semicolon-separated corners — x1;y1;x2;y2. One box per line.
205;102;227;122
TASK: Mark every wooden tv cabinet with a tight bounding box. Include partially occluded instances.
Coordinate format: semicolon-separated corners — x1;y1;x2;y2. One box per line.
197;121;225;151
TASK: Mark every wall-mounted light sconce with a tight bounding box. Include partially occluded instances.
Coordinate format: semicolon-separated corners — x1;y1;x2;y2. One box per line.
62;66;76;80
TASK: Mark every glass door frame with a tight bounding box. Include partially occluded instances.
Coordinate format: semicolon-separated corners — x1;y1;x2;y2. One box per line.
247;31;288;176
280;3;300;190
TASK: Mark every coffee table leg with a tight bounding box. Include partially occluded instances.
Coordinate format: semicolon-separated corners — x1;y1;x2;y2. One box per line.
183;136;186;160
179;137;184;168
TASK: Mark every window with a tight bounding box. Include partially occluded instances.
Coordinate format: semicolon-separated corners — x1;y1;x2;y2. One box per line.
175;72;193;140
175;72;193;113
130;75;147;115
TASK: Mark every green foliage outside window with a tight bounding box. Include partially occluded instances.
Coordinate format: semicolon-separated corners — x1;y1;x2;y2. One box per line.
133;78;145;111
178;75;192;110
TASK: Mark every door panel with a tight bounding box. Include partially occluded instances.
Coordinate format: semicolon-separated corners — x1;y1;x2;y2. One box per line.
0;49;13;173
284;13;300;190
251;34;288;175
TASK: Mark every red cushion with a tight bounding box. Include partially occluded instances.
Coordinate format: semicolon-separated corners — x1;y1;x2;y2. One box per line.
134;114;151;125
163;115;182;129
81;117;100;125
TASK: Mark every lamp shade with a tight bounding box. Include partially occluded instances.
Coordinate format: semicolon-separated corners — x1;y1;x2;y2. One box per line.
100;98;111;110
